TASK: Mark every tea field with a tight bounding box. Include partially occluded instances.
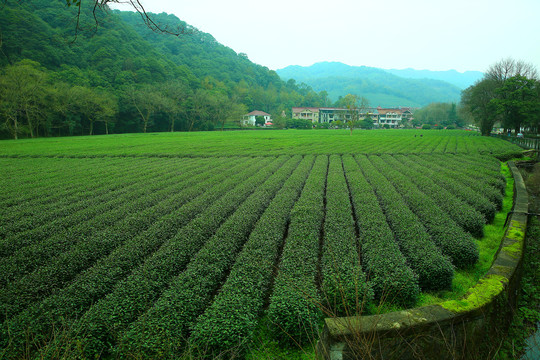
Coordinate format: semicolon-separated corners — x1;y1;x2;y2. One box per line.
0;130;520;358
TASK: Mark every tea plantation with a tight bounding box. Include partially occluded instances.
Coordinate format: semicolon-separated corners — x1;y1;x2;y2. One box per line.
0;130;522;358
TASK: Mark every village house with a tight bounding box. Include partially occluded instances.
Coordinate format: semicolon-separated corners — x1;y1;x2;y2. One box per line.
242;110;272;126
291;107;320;123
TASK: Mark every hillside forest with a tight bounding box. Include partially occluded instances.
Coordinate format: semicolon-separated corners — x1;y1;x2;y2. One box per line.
0;0;333;139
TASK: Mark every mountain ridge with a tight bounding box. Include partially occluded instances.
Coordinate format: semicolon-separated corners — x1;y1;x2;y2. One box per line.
276;62;482;107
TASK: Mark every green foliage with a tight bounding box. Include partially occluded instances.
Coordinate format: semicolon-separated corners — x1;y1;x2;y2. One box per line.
461;59;540;135
189;156;315;357
356;155;454;291
342;155;420;307
267;156;328;344
320;155;373;315
286;118;313;129
118;156;295;358
413;102;464;128
371;155;479;268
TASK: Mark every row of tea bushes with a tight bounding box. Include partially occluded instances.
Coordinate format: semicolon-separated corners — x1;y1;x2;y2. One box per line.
369;155;479;269
0;159;224;286
391;155;485;237
114;156;300;358
420;155;504;210
0;164;222;320
189;156;315;357
320;155;372;316
267;155;329;344
405;155;497;222
342;155;420;307
356;155;454;291
0;156;278;357
0;158;168;241
0;157;176;231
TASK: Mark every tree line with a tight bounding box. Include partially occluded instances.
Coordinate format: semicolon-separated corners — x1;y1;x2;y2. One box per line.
461;58;540;136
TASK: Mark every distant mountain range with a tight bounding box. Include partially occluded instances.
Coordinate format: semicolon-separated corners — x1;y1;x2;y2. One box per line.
276;62;484;108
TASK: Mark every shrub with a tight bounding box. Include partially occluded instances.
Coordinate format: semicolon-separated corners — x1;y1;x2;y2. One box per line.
267;155;328;344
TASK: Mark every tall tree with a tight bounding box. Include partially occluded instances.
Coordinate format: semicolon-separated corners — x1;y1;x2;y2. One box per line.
492;75;539;134
341;93;369;135
128;85;162;133
461;79;500;135
160;80;192;132
0;59;46;139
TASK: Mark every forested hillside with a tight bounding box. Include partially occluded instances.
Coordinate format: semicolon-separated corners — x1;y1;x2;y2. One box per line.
0;0;328;138
277;62;464;107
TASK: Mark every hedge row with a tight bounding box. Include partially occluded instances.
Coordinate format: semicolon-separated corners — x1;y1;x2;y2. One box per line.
0;156;266;358
31;156;282;358
60;156;281;358
0;157;128;209
438;154;506;194
320;155;372;316
0;161;224;320
355;155;454;291
0;158;188;257
404;155;497;222
267;155;329;344
0;158;140;238
0;157;155;231
114;156;301;359
421;155;503;210
188;156;315;357
370;155;479;268
0;158;219;288
390;155;486;237
0;160;215;286
342;155;419;307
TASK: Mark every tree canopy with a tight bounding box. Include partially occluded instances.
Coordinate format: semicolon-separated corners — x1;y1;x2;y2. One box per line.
461;58;539;135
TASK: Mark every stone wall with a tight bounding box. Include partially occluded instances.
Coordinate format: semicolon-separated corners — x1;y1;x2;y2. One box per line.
316;162;529;360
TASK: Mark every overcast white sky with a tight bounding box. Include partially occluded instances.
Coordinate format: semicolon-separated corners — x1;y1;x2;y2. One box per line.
112;0;540;73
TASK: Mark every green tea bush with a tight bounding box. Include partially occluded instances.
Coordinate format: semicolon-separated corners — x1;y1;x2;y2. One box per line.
342;155;419;307
267;156;328;345
391;155;485;237
116;156;297;358
189;156;315;357
356;155;454;291
409;155;497;222
371;155;478;268
320;155;373;315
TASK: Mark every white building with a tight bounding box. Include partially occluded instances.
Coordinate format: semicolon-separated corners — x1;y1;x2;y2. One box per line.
242;110;272;126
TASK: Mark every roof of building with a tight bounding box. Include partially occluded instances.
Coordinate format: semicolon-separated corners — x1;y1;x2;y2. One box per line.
377;108;404;115
292;107;320;112
245;110;271;116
